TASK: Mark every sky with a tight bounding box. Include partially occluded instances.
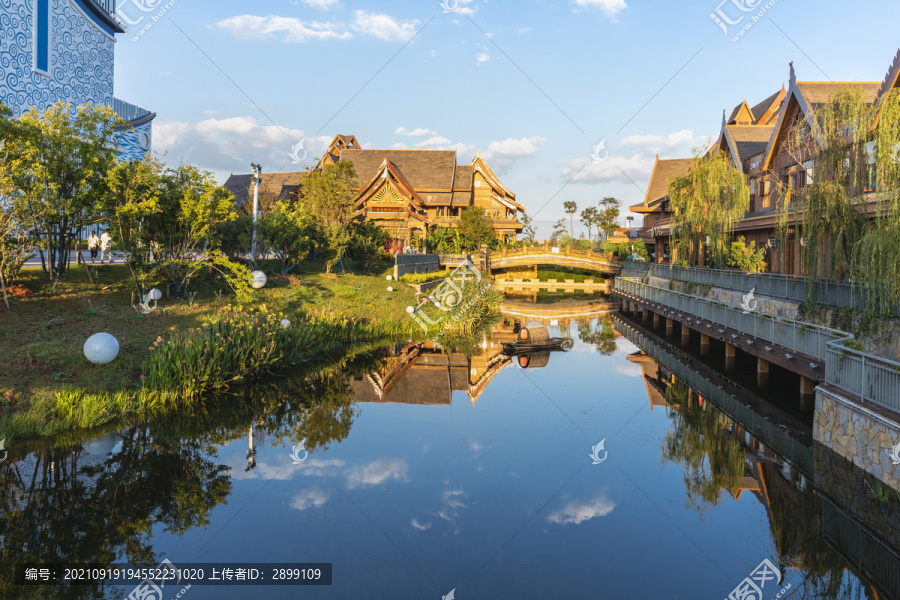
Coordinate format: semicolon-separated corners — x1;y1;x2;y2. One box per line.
111;0;900;237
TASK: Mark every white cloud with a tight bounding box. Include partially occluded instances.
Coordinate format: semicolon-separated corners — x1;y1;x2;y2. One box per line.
154;116;329;179
614;362;643;377
392;142;409;150
295;0;340;10
435;490;467;523
416;135;454;148
518;27;533;34
411;518;432;531
352;10;418;42
574;0;627;20
291;487;331;510
547;492;616;525
395;126;438;136
560;129;698;185
215;15;351;42
483;136;545;172
345;459;409;489
476;51;491;64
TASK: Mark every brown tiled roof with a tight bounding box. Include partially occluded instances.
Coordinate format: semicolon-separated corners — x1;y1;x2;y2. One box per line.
451;192;471;207
421;192;453;206
339;149;457;190
223;171;306;210
454;165;473;190
796;81;881;107
642;157;693;206
726;125;775;164
749;90;783;123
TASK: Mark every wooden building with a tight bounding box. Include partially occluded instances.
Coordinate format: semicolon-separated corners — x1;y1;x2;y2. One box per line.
633;49;900;275
321;135;525;248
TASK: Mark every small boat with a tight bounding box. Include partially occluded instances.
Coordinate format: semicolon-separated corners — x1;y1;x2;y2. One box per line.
502;325;573;355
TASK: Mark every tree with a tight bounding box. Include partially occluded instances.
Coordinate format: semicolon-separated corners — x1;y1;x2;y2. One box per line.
457;206;496;251
103;158;163;289
3;101;120;278
257;200;317;274
550;218;567;244
520;213;537;245
580;206;599;244
668;150;749;268
563;200;578;239
348;220;388;273
725;236;766;273
597;197;620;242
299;161;359;273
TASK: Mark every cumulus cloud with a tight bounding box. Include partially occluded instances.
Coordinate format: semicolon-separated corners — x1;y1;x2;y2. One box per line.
481;136;545;172
352;11;418;42
291;487;331;510
547;491;616;525
574;0;627;20
153;116;332;179
395;126;438;136
345;459;409;489
215;15;351;42
560;129;699;185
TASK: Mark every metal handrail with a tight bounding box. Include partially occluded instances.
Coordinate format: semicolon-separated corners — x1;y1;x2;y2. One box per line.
647;263;900;317
614;277;900;413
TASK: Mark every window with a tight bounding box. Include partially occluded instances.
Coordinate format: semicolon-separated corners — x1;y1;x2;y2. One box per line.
436;207;445;217
34;0;50;74
865;141;877;192
493;209;500;219
748;178;756;213
804;160;814;185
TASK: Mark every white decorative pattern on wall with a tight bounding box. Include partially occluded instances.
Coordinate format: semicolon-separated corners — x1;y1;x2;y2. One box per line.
114;119;152;162
0;0;114;117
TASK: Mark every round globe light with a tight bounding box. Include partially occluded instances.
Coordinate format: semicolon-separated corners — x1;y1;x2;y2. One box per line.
406;306;415;314
251;271;267;289
83;332;119;365
386;275;393;281
147;288;162;301
387;286;394;292
280;319;291;329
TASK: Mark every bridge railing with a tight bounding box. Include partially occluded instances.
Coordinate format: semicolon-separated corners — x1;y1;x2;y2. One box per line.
647;263;900;317
498;245;619;263
615;277;900;414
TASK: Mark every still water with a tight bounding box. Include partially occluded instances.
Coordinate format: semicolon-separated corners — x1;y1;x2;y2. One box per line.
2;305;899;599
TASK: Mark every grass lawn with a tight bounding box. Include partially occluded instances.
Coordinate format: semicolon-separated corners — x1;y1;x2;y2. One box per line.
0;258;418;431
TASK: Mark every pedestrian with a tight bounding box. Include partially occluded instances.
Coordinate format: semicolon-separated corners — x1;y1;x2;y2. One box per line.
87;231;100;263
99;229;112;264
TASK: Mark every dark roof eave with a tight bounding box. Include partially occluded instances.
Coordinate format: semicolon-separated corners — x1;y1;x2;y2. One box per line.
82;0;127;34
115;112;157;130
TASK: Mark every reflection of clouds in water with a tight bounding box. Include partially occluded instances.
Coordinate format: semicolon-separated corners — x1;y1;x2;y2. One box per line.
436;489;467;523
231;457;346;481
411;518;432;531
616;339;640;355
614;362;644;378
547;491;616;525
291;487;330;511
345;459;409;489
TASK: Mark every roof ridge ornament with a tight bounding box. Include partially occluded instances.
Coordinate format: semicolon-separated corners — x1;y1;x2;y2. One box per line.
722;108;727;131
789;61;796;88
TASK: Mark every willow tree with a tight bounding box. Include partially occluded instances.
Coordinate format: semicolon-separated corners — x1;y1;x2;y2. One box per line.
667;148;749;268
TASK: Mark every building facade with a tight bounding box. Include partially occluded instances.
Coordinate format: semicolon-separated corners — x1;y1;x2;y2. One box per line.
634;50;900;276
0;0;154;161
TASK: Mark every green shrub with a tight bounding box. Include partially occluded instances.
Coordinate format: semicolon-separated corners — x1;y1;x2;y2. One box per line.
400;269;452;284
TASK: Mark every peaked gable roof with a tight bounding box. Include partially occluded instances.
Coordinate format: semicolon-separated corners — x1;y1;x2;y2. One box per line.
339;149;458;190
762;62;881;170
223;171;307;210
723;125;776;170
750;86;787;125
639;156;693;208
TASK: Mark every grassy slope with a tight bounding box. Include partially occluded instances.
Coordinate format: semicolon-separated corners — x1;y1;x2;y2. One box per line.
0;259;417;419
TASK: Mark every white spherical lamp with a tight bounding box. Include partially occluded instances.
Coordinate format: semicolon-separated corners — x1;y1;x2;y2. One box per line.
406;306;415;314
386;275;393;281
251;271;267;289
147;288;162;301
84;333;119;365
280;319;291;329
387;286;394;292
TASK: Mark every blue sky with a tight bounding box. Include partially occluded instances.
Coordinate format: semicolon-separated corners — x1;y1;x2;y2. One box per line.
112;0;900;237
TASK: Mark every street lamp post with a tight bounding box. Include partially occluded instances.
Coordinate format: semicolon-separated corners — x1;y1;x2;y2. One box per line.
250;163;262;265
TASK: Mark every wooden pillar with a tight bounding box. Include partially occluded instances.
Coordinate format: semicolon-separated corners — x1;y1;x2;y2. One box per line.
700;333;710;356
653;312;660;328
725;342;736;372
621;298;627;312
666;318;674;336
642;308;650;323
681;323;690;346
757;356;770;388
800;376;815;396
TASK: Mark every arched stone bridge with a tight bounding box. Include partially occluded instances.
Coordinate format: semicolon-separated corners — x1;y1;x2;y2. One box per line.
489;245;622;275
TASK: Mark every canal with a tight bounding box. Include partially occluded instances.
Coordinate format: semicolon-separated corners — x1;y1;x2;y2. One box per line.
1;305;899;599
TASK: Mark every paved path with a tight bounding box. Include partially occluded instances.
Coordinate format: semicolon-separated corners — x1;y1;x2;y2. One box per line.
22;251;125;268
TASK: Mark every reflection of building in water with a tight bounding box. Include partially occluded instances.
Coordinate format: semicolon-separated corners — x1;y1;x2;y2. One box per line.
626;351;673;411
351;324;520;405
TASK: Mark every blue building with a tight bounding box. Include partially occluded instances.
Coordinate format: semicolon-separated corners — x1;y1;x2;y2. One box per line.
0;0;154;161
